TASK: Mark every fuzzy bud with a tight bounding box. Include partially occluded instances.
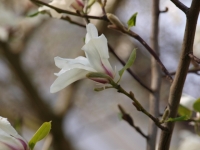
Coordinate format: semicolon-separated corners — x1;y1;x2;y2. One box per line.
107;13;125;31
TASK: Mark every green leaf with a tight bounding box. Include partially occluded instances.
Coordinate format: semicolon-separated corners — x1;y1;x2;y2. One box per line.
118;49;137;79
127;12;138;30
166;116;189;122
28;121;51;150
178;105;192;118
193;98;200;112
27;11;40;17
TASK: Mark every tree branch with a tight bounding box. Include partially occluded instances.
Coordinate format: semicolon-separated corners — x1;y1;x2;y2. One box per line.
111;83;168;131
189;53;200;64
169;67;200;76
158;0;200;149
108;25;173;83
147;0;161;149
118;104;148;139
30;0;109;21
0;41;74;150
171;0;189;14
108;44;153;93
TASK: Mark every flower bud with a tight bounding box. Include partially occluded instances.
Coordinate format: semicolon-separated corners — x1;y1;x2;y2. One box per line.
107;13;125;31
0;117;29;150
71;0;84;11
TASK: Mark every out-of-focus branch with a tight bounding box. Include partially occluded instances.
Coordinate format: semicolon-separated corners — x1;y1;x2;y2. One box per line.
61;16;85;27
118;104;148;139
169;67;200;76
147;0;161;150
108;25;173;83
189;53;200;64
158;0;200;149
159;7;168;13
30;0;109;21
171;0;189;14
0;41;74;150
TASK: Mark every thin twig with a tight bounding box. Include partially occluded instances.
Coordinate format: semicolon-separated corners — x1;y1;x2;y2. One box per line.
171;0;189;14
108;44;153;93
169;67;200;76
61;16;85;27
108;25;173;82
102;0;107;15
118;104;148;139
111;83;168;131
189;53;200;64
159;7;168;13
31;0;109;21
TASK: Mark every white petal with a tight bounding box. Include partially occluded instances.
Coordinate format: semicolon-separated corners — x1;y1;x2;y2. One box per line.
50;68;90;93
180;94;196;111
38;6;50;12
85;23;98;43
82;35;114;75
54;56;91;69
0;117;27;149
0;117;19;137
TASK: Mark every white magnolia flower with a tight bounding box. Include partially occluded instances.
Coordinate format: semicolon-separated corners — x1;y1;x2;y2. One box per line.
180;93;196;111
0;116;29;150
50;23;114;93
38;0;84;18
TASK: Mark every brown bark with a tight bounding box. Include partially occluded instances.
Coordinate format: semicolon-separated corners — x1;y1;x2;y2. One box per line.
158;0;200;149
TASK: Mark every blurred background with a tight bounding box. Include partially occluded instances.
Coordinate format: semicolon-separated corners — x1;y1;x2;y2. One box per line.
0;0;200;150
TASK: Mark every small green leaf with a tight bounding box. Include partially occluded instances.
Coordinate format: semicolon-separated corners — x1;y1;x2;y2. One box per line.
193;98;200;112
178;105;192;118
28;121;51;150
166;116;189;122
118;49;137;79
127;12;138;30
27;11;40;17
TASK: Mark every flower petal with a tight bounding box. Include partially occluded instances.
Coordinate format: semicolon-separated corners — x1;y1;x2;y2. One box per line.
180;94;196;111
54;56;92;69
82;35;114;76
0;117;19;138
0;117;28;150
50;68;90;93
85;23;98;43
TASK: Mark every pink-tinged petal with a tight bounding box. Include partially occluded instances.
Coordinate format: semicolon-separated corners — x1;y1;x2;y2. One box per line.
0;142;17;150
89;78;109;84
0;117;19;138
82;35;114;77
50;69;90;93
85;23;98;43
71;0;84;11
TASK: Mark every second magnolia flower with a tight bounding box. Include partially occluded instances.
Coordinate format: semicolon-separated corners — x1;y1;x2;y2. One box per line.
50;23;115;93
